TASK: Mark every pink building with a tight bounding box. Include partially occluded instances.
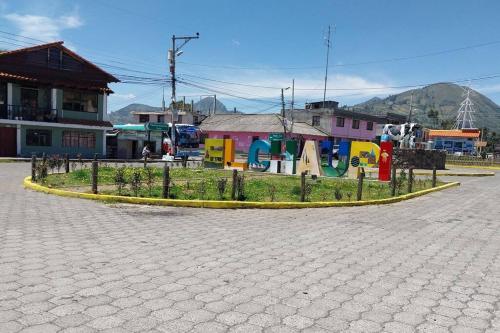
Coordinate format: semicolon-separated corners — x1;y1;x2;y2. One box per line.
330;109;378;143
199;114;329;153
287;101;407;144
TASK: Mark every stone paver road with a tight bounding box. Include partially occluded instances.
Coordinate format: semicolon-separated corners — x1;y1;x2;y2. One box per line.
0;163;499;332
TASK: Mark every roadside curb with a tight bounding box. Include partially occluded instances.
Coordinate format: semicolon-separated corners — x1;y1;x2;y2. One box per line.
446;164;500;171
24;177;460;209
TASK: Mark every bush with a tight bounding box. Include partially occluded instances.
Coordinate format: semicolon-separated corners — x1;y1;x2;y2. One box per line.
236;175;246;201
36;159;48;182
216;178;228;200
334;187;343;201
144;166;155;196
114;166;127;195
268;184;277;202
198;180;207;200
130;168;142;196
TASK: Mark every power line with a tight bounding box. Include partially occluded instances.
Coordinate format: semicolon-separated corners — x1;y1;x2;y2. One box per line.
177;39;500;71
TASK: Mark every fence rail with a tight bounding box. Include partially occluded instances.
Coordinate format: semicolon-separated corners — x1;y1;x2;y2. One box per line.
446;155;500;167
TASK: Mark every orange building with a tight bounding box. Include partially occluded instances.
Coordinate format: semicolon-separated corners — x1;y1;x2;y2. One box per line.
426;129;480;154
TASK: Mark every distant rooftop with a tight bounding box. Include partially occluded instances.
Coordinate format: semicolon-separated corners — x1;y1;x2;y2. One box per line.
200;113;329;137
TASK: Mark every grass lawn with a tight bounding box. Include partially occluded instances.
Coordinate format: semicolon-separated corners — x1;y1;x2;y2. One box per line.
40;165;442;202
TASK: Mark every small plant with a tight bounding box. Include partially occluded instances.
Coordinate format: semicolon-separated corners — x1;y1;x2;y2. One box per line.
130;168;142;197
268;184;277;202
346;192;352;201
236;175;246;201
71;160;77;172
114;166;127;195
216;178;228;200
198;180;207;200
144;166;155;196
334;187;343;201
304;182;313;201
47;155;58;174
55;155;64;173
36;159;48;182
77;154;84;170
396;169;407;194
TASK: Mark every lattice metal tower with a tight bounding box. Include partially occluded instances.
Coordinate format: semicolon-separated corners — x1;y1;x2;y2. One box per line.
453;86;476;129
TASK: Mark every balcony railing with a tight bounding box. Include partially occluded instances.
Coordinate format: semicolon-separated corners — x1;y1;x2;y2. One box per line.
0;105;58;122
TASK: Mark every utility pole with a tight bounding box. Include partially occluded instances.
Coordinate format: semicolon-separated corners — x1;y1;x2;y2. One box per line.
323;25;333;109
168;32;199;155
213;95;217;115
162;86;166;114
281;87;290;138
290;79;295;135
408;91;414;123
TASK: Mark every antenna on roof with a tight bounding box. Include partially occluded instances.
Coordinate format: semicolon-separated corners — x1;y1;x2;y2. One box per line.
322;25;335;109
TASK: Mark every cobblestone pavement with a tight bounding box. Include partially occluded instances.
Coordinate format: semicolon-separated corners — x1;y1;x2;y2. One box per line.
1;163;499;333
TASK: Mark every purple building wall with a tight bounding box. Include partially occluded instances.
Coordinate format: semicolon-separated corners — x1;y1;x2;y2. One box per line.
331;117;377;143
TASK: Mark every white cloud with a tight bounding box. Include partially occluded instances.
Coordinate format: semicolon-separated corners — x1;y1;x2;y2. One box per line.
182;70;401;109
112;93;137;100
231;39;241;47
476;84;500;95
4;13;83;42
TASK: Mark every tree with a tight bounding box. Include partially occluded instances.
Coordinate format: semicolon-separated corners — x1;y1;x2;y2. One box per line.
427;109;439;128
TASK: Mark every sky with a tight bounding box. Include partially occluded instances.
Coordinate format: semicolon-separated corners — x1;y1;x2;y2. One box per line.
1;0;500;114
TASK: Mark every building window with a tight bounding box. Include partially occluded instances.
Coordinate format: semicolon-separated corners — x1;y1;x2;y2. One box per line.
62;131;96;148
62;90;98;112
139;114;149;123
366;121;374;130
312;116;320;126
158;115;165;123
223;135;230;139
26;129;52;146
336;117;345;127
352;119;360;129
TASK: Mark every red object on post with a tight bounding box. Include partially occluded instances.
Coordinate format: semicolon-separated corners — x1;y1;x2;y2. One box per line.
378;141;393;181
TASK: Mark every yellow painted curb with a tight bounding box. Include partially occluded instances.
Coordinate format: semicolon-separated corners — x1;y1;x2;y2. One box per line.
24;177;460;209
417;171;494;177
364;169;494;177
446;164;500;171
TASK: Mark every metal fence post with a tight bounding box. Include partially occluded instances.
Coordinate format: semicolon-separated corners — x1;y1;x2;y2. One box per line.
31;155;37;182
391;162;397;196
231;169;238;200
64;154;70;173
432;166;437;187
408;167;414;193
91;161;98;194
357;168;365;201
162;164;170;199
300;172;306;202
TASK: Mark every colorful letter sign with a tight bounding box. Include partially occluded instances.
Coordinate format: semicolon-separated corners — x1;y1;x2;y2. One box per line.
378;141;393;181
248;140;271;171
348;141;381;178
204;139;225;168
297;140;323;176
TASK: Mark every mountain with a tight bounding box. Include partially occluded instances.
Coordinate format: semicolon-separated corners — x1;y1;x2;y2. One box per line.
193;97;230;115
354;83;500;131
108;103;161;124
108;98;232;124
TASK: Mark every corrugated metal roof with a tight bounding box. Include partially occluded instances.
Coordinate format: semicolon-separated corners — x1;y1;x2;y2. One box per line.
199;114;328;137
429;129;480;138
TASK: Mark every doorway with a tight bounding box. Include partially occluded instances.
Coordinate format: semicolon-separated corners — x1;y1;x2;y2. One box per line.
0;82;6;119
0;127;17;157
131;140;138;159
